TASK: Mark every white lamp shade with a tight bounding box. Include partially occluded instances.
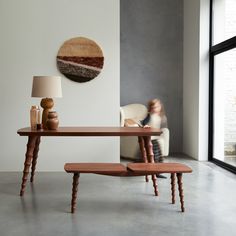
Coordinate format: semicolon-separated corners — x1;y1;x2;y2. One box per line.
31;76;62;98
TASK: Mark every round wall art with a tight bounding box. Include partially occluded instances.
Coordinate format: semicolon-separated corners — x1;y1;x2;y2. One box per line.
57;37;104;83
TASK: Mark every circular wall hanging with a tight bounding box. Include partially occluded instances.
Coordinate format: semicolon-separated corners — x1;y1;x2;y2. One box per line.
57;37;104;83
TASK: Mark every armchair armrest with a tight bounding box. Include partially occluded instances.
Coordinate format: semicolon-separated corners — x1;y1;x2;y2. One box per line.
120;107;125;127
160;128;169;156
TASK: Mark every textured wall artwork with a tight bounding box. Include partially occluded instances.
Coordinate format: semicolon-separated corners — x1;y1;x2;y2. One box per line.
57;37;104;83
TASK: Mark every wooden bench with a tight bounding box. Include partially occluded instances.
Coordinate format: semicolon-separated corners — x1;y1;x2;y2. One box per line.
64;162;192;213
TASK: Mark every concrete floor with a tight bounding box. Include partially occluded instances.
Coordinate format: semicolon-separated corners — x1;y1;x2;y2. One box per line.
0;156;236;236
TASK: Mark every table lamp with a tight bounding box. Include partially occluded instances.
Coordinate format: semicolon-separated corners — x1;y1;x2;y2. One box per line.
31;76;62;129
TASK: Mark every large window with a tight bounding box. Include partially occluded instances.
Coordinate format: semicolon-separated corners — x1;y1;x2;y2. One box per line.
209;0;236;173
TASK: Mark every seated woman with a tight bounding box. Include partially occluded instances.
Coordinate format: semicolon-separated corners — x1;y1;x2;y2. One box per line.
141;98;168;178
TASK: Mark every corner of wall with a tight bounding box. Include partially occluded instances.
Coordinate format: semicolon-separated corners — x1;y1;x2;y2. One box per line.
183;0;210;161
183;0;200;160
198;0;210;161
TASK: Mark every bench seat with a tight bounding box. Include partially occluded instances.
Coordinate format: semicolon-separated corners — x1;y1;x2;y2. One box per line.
64;163;127;174
127;163;192;174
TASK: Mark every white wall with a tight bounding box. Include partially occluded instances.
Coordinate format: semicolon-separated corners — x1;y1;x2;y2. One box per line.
183;0;200;159
198;0;210;161
183;0;209;161
0;0;120;171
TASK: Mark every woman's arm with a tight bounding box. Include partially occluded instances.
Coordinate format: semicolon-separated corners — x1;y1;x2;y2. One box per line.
140;114;151;128
140;114;150;126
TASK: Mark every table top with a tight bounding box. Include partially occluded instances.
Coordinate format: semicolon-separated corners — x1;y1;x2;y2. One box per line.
17;127;162;137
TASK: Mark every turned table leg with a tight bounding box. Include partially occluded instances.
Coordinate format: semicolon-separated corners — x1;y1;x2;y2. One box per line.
170;173;176;204
71;173;80;213
144;136;158;196
30;136;41;183
138;136;149;182
20;136;37;196
177;173;185;212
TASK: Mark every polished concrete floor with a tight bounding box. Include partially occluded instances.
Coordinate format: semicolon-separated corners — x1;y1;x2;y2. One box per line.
0;156;236;236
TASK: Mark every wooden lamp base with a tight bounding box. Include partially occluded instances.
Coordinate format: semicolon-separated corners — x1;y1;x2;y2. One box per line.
40;98;54;129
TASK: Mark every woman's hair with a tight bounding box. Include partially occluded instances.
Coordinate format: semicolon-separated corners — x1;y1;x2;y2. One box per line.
147;98;166;117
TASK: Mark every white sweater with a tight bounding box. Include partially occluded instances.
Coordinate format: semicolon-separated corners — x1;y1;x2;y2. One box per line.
146;113;163;140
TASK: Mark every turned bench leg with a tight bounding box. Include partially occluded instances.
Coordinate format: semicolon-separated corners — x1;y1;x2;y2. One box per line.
170;173;176;204
151;175;158;196
71;173;80;213
177;173;185;212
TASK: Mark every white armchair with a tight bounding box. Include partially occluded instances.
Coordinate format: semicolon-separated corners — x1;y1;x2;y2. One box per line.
120;103;169;160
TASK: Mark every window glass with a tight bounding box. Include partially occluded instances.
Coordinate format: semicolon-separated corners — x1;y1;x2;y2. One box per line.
213;0;236;45
213;48;236;167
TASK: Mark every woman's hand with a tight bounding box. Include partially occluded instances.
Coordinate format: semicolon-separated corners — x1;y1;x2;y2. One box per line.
143;125;151;128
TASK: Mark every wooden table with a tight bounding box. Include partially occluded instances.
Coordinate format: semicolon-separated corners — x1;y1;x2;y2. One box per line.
17;127;162;196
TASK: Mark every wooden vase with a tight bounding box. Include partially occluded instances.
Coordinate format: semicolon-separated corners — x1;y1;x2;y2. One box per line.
40;98;54;129
46;111;59;130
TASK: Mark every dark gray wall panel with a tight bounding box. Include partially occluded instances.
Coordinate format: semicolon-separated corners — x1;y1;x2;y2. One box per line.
120;0;183;153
